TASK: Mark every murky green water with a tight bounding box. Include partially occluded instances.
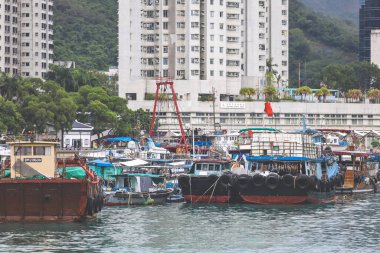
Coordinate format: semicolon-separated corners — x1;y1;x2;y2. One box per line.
1;195;379;253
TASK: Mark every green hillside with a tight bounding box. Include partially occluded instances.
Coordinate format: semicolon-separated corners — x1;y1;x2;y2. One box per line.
288;0;359;87
298;0;360;24
54;0;118;70
53;0;359;87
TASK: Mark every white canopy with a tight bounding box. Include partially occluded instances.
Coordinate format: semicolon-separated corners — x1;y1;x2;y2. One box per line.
120;159;149;167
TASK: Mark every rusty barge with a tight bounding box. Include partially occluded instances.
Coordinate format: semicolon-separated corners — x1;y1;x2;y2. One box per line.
0;141;103;222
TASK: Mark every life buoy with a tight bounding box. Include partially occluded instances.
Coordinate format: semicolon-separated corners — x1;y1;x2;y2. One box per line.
252;173;265;187
282;174;294;188
178;175;190;188
265;173;279;190
237;174;251;189
219;174;231;188
222;129;227;134
295;175;310;190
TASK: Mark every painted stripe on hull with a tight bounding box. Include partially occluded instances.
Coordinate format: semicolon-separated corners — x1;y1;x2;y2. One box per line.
240;195;307;205
184;195;230;203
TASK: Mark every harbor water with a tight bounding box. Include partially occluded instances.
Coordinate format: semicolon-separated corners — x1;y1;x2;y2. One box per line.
0;195;379;253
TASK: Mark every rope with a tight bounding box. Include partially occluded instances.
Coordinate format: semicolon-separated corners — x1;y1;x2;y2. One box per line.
192;176;221;204
208;177;220;203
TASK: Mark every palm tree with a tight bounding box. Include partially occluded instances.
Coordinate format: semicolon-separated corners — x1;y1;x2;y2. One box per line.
263;85;276;101
296;86;312;101
239;87;256;100
345;89;363;103
367;89;380;104
315;87;330;103
265;58;278;87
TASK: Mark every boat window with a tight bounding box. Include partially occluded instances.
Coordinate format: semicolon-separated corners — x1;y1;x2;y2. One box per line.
215;164;220;171
33;146;51;156
209;164;215;171
14;146;32;156
202;164;208;171
196;164;202;171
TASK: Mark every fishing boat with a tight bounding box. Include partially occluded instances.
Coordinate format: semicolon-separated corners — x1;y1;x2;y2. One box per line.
104;165;173;206
236;130;339;205
178;159;237;203
334;150;379;195
0;140;103;222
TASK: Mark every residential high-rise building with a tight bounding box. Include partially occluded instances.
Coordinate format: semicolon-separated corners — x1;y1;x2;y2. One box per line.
359;0;380;61
119;0;288;104
0;0;54;78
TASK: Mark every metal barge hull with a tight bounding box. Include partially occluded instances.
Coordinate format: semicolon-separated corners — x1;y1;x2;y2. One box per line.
0;180;88;222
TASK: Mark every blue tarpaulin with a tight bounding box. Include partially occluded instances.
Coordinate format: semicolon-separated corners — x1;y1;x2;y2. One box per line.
106;137;138;142
194;141;212;147
89;159;113;167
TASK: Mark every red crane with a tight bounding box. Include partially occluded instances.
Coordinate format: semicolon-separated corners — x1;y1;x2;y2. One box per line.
149;77;188;153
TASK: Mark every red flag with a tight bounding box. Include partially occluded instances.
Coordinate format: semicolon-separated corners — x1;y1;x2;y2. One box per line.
264;102;273;117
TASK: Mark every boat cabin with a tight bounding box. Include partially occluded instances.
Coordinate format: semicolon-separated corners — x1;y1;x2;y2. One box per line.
190;160;231;176
8;141;58;178
113;174;165;193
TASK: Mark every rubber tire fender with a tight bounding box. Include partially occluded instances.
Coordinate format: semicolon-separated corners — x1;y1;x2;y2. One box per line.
237;174;251;190
252;173;265;188
296;175;310;190
265;173;280;190
282;174;294;188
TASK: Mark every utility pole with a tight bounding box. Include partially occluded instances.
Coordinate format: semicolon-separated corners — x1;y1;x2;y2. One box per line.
298;62;301;88
212;86;216;133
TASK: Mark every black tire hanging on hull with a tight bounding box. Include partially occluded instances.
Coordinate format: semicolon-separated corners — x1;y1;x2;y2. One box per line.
252;173;265;188
238;174;251;190
295;175;310;190
282;174;294;188
265;173;280;190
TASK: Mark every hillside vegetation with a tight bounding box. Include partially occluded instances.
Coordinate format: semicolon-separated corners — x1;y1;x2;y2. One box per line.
289;0;359;87
53;0;359;87
298;0;360;24
54;0;118;70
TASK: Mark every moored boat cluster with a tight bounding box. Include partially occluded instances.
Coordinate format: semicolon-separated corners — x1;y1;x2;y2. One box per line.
1;126;380;223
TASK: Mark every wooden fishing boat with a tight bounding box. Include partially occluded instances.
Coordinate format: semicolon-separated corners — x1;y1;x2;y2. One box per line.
334;151;379;195
104;165;173;206
0;141;103;222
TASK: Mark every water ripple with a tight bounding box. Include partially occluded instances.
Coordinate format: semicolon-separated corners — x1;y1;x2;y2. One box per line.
0;195;379;252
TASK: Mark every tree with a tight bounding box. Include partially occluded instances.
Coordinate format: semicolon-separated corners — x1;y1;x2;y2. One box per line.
296;86;312;101
0;74;20;101
0;97;24;135
239;87;256;100
263;85;277;102
315;87;330;103
84;100;117;141
345;89;363;103
367;89;380;104
265;58;278;87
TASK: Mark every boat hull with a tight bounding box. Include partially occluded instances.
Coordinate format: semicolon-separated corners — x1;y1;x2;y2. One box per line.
0;179;94;222
179;175;234;203
306;190;336;204
104;190;172;206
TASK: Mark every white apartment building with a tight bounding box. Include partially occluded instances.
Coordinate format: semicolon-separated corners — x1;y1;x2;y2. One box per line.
119;0;289;104
0;0;54;78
